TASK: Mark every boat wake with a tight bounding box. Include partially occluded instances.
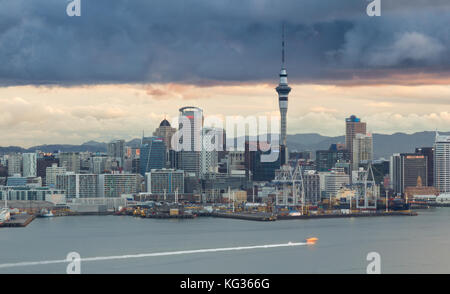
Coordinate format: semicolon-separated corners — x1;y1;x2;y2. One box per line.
0;241;312;270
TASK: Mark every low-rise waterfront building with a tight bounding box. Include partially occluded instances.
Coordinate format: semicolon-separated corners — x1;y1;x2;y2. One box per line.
56;173;98;199
146;169;184;195
98;173;141;198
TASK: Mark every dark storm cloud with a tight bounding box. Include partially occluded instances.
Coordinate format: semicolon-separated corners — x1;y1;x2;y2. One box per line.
0;0;449;85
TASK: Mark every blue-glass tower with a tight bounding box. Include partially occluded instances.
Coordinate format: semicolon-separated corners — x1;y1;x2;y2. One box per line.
139;136;166;176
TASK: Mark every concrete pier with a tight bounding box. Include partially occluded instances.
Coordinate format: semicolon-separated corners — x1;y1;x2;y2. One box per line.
277;210;417;220
211;212;277;221
0;214;35;228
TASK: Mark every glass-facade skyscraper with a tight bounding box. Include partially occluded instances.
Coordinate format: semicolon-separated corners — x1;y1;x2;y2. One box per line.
345;115;367;170
434;133;450;193
139;137;166;176
176;107;203;176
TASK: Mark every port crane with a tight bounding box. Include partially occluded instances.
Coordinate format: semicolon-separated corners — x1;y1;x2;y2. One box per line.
273;163;306;214
356;162;377;210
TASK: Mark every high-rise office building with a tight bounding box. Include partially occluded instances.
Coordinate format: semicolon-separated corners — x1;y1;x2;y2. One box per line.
7;153;22;176
316;144;350;172
176;107;203;176
131;158;140;174
275;25;291;166
227;151;246;175
303;171;321;204
153;118;177;168
390;153;428;195
177;106;203;151
22;153;37;177
125;146;140;159
217;128;227;162
90;156;107;174
345;115;367;168
247;141;281;182
352;133;373;170
46;163;66;188
390;154;401;193
58;152;81;173
434;133;450;193
107;139;125;167
415;147;434;187
153;119;177;150
139;137;166;176
0;155;6;167
79;152;91;172
199;127;220;179
37;155;59;184
104;157;120;173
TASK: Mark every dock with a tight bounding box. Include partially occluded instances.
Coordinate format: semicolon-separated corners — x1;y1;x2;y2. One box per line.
211;212;277;221
66;211;115;216
145;213;195;219
420;203;450;208
115;204;420;222
207;211;416;221
277;210;417;220
0;214;36;228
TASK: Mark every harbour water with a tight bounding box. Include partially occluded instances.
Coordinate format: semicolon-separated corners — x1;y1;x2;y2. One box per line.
1;208;449;274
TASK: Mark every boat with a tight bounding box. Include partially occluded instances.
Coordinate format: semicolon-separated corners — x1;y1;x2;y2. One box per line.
0;197;11;225
0;208;11;225
436;194;450;204
289;211;302;216
306;237;318;245
390;198;410;211
40;209;54;217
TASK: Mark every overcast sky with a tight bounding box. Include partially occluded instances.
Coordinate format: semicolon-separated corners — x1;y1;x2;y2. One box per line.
0;0;449;147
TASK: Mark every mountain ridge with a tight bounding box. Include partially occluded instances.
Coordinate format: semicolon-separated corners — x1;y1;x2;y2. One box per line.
0;131;448;159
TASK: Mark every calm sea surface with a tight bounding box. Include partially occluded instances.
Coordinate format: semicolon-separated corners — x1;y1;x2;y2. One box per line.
1;208;450;274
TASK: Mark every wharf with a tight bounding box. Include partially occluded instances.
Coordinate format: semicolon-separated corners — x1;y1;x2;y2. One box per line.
0;214;36;228
144;213;195;219
211;212;277;221
277;210;417;220
39;211;115;217
410;203;450;209
428;203;450;208
67;211;114;216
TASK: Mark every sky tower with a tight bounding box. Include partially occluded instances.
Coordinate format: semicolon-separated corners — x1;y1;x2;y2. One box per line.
276;24;291;165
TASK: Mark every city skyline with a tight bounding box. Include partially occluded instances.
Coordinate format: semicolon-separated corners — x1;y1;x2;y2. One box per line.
1;1;450;277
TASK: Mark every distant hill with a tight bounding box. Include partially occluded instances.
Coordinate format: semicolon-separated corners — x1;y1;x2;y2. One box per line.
26;144;106;153
287;131;450;159
0;146;27;154
81;140;107;148
126;138;142;148
287;134;344;153
0;131;448;159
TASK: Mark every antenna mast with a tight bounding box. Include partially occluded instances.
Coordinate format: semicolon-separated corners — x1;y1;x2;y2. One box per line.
282;22;286;68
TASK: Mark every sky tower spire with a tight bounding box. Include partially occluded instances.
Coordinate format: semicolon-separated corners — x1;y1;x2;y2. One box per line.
282;22;285;68
276;22;291;165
